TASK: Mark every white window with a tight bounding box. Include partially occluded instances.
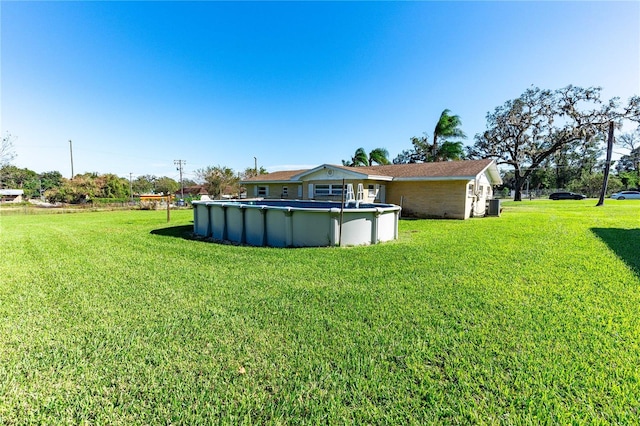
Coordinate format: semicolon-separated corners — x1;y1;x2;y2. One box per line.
314;184;330;196
314;184;344;197
257;186;268;197
282;186;288;197
468;184;474;196
367;184;380;199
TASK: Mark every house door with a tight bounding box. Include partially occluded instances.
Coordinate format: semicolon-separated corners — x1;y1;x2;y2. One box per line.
379;185;386;203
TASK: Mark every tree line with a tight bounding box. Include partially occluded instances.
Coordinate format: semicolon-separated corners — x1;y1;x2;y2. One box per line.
0;156;268;205
467;86;639;200
3;84;639;203
0;166;194;204
193;165;268;199
1;133;274;203
340;86;639;200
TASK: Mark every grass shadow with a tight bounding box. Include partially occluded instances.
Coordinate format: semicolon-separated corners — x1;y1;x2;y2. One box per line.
150;225;193;240
591;228;640;278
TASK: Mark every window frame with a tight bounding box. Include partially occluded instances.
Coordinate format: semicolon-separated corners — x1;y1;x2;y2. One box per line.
314;184;344;197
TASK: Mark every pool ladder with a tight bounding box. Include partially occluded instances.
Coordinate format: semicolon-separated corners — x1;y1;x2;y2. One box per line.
344;184;365;208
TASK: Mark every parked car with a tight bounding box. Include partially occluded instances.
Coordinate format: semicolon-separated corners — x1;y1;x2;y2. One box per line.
549;192;586;200
610;190;640;200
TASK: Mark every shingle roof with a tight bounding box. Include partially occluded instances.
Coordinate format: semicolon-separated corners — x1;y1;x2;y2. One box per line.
344;159;495;179
0;189;24;196
180;186;209;196
241;160;500;183
243;169;308;182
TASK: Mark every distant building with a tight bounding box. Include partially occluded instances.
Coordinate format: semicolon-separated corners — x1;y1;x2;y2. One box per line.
0;189;24;203
179;185;209;198
139;194;174;209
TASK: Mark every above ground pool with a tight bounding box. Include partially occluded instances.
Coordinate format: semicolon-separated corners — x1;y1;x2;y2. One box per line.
192;199;401;247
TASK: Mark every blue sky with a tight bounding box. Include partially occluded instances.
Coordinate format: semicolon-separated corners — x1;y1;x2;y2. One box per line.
2;1;639;182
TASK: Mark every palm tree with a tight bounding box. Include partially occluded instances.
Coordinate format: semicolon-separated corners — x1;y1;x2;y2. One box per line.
432;109;467;160
367;148;390;165
435;141;465;161
342;147;390;166
342;147;368;166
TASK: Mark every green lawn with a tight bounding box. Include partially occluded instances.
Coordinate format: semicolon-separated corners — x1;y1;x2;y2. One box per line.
1;200;639;424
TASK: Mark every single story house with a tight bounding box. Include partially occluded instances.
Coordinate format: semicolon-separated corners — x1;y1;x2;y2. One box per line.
241;159;502;219
178;185;209;198
0;189;24;203
139;194;174;209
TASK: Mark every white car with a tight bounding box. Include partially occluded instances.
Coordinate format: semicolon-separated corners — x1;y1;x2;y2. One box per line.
610;191;640;200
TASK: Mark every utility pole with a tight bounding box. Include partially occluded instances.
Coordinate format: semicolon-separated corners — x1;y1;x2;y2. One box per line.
69;140;74;179
596;122;615;207
254;157;257;175
174;159;185;201
167;193;171;222
129;173;133;203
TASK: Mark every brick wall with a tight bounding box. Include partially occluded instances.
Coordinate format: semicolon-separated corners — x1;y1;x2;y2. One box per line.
386;180;470;219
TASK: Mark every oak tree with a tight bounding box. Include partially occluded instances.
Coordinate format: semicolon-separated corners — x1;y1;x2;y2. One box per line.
468;86;639;201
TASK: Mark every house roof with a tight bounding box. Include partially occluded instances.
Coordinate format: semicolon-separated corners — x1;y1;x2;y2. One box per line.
365;159;502;183
242;169;308;183
180;185;208;196
0;189;24;196
290;165;393;181
242;160;502;185
140;194;173;199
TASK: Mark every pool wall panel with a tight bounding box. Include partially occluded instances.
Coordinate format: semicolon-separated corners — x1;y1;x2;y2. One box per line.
225;207;245;243
291;210;335;247
210;204;226;240
377;209;398;242
194;203;210;236
340;215;373;246
265;209;288;247
245;208;266;246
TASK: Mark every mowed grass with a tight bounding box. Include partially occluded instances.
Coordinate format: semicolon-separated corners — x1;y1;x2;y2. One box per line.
1;200;639;424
